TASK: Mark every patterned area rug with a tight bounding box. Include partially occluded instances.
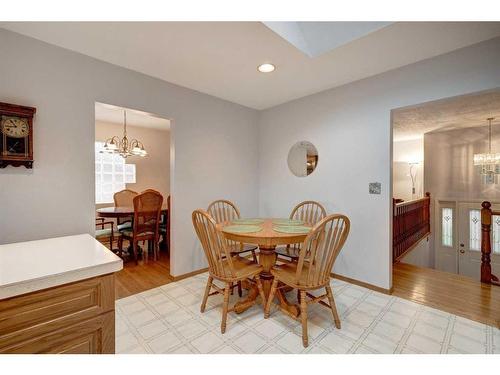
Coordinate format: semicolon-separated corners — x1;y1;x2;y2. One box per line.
115;272;500;354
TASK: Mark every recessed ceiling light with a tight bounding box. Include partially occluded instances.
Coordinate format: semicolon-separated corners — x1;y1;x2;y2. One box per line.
257;63;275;73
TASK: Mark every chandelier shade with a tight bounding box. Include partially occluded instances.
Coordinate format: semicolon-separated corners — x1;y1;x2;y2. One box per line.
100;110;148;158
473;153;500;166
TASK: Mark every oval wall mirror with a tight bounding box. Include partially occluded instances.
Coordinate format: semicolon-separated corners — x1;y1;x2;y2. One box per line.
287;141;319;177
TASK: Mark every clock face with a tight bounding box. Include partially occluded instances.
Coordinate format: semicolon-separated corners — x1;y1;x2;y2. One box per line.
1;116;30;138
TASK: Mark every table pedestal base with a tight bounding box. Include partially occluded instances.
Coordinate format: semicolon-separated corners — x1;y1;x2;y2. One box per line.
233;246;300;318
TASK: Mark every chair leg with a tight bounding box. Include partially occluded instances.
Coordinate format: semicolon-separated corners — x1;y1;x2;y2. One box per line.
200;276;213;313
300;290;308;348
264;278;279;318
154;237;159;261
255;275;266;308
132;240;138;265
325;285;341;329
251;250;258;263
221;282;231;334
230;282;234;295
118;237;123;257
237;281;243;297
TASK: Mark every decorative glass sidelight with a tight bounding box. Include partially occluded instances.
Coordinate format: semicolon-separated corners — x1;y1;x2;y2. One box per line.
469;209;481;251
441;208;453;247
492;215;500;254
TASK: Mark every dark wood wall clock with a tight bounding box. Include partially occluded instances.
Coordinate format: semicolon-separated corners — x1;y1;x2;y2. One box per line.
0;102;36;168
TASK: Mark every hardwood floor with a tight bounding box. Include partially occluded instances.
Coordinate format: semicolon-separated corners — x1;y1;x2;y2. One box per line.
393;262;500;328
99;237;174;299
115;250;173;299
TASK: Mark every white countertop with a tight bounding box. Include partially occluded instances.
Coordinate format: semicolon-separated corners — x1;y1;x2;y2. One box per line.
0;234;123;299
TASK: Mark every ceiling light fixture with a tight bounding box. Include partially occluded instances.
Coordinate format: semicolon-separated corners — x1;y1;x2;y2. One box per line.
101;110;148;158
474;117;499;184
257;63;275;73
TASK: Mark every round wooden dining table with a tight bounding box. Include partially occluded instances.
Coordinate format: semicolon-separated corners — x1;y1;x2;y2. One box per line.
220;218;311;318
96;205;168;218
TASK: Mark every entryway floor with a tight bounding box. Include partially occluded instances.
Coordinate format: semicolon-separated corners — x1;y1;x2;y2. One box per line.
393;262;500;328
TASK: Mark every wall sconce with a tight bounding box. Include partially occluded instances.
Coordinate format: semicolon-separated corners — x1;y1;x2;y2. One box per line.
408;161;420;197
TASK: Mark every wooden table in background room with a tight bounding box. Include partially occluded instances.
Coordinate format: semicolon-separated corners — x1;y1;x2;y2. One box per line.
96;205;169;252
96;205;168;219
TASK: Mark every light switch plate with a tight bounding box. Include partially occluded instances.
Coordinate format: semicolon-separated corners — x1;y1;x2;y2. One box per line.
369;182;381;194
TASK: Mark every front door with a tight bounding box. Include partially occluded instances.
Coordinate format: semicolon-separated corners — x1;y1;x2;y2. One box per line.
457;202;500;279
436;201;458;274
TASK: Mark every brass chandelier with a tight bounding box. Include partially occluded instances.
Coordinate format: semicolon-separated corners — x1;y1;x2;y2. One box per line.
101;110;148;158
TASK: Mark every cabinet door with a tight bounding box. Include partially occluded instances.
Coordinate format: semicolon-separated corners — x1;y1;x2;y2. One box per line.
0;311;114;354
0;274;114;351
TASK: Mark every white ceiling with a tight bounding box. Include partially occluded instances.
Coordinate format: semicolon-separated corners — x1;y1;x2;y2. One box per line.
95;102;170;131
393;89;500;142
2;22;500;110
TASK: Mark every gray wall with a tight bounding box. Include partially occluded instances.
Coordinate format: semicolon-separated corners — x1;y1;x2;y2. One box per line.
258;37;500;290
393;138;424;201
0;29;260;277
425;123;500;200
2;28;500;289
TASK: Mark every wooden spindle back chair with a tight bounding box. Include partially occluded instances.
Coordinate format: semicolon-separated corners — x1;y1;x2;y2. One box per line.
192;209;265;333
119;190;163;264
265;214;351;347
113;189;138;230
207;199;240;223
207;200;258;263
290;200;327;225
276;200;327;261
193;209;234;279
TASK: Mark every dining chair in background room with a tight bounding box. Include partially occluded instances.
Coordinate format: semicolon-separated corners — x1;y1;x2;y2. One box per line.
113;189;138;233
95;217;120;250
118;190;163;264
207;199;259;296
192;209;266;334
264;214;350;347
275;200;327;262
159;195;170;254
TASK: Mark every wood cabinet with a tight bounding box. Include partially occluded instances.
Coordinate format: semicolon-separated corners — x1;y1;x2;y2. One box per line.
0;274;115;354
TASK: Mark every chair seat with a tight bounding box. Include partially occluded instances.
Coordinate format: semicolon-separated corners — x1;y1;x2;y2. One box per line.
227;243;258;255
117;222;132;231
270;262;324;290
121;229;155;237
219;256;263;281
274;245;301;259
95;228;116;239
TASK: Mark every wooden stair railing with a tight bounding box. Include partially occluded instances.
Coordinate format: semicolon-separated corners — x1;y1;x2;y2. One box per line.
480;201;500;286
393;192;431;263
